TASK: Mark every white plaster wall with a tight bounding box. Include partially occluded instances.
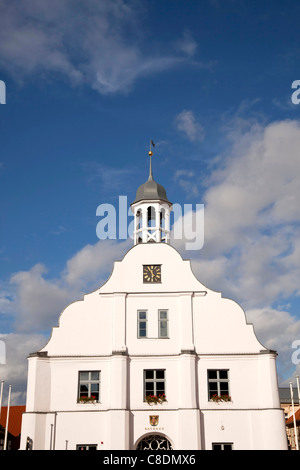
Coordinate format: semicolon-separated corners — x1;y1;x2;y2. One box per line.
40;292;112;356
40;243;264;357
100;243;209;294
202;409;287;450
197;354;280;410
20;242;287;450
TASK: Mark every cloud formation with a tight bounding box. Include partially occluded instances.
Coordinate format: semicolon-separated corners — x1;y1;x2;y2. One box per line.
2;117;300;399
175;110;205;142
0;238;131;403
199;119;300;305
172;118;300;383
0;333;46;404
7;239;130;335
0;0;192;94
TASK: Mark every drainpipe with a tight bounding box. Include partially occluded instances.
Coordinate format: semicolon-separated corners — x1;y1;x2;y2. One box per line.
4;385;11;450
290;382;299;450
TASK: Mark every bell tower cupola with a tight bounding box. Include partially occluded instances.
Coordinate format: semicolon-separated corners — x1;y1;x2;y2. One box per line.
131;143;172;245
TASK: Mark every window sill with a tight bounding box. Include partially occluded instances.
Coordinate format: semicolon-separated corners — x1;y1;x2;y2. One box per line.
137;337;170;339
208;400;232;405
77;400;100;405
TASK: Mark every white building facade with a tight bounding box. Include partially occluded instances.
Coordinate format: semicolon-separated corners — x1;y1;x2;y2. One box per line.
20;153;288;450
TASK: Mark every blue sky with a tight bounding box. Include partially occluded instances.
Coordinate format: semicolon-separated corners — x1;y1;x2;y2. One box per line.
0;0;300;404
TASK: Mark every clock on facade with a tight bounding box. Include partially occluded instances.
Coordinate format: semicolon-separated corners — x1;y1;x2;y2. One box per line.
143;265;161;283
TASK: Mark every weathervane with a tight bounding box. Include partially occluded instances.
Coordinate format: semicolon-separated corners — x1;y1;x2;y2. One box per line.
149;139;155;156
148;140;155;178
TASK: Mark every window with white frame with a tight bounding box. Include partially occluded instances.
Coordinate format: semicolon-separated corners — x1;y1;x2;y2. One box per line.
207;369;230;400
78;371;100;402
76;444;97;450
158;310;169;337
144;369;166;400
137;310;147;338
212;443;233;450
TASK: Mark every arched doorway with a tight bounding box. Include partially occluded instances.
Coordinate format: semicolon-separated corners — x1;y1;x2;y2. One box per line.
136;434;173;450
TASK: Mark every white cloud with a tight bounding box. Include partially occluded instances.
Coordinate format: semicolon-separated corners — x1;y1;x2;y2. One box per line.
2;117;300;397
185;120;300;306
0;333;47;405
174;169;199;197
0;0;191;95
175;110;205;142
171;118;300;382
10;263;72;333
245;307;300;383
8;239;131;334
0;238;131;404
62;238;131;289
176;30;198;57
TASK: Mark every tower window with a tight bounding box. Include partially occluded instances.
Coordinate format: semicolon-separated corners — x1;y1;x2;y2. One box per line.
138;310;148;338
158;310;169;337
147;206;156;227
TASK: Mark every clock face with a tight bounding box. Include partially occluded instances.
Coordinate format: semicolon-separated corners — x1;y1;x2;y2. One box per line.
143;265;161;283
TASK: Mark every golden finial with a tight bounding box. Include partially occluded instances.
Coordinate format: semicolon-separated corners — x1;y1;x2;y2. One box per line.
148;140;155;179
149;139;155;156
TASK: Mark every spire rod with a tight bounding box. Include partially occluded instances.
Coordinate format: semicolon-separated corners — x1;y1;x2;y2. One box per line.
148;139;155;180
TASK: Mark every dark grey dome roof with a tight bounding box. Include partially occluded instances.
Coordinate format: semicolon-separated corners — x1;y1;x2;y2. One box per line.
132;151;171;205
132;173;171;204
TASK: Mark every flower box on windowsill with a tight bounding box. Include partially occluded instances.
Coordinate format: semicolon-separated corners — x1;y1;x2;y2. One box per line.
145;394;166;405
210;394;231;403
78;395;97;404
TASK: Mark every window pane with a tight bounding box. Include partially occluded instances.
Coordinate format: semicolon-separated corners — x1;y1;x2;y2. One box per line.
219;370;228;379
139;311;147;319
159;321;168;337
208;370;217;380
223;444;232;450
145;370;154;379
209;383;218;392
80;385;88;393
80;372;89;381
91;371;99;380
212;444;222;450
220;383;229;394
159;311;167;319
145;384;154;395
156;382;165;393
139;328;147;337
156;370;165;379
